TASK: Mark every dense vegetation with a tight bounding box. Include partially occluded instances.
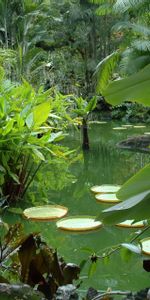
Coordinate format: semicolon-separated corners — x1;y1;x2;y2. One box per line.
0;0;150;299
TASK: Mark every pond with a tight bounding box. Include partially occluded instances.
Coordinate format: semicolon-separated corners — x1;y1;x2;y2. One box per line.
4;121;150;295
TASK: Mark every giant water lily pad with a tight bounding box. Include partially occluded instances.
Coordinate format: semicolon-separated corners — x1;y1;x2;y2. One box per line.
95;193;121;204
113;127;127;130
116;220;146;228
133;125;146;128
91;184;121;194
23;205;68;221
122;124;133;128
56;216;102;232
140;238;150;255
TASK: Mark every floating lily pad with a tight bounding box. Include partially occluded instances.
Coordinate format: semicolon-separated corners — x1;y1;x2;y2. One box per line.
113;127;127;130
56;216;102;232
89;121;107;124
133;125;146;128
140;238;150;255
91;184;121;194
122;124;133;128
116;220;146;228
95;193;121;204
23;205;68;221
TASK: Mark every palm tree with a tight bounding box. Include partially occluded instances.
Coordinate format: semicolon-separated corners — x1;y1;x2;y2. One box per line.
92;0;150;94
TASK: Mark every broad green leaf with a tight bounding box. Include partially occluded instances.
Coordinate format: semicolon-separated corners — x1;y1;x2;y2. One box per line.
103;64;150;106
85;97;97;113
88;261;97;277
26;112;34;129
96;51;120;93
32;148;45;161
117;164;150;200
2;118;14;135
33;102;51;128
73;108;85;117
48;131;63;143
99;165;150;224
99;191;150;224
121;243;141;254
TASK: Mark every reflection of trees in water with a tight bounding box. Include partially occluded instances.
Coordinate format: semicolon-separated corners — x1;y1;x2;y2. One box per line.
65;141;149;209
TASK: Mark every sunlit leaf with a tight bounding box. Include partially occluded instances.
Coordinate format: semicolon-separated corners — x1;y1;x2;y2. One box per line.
121;243;141;254
103;64;150;106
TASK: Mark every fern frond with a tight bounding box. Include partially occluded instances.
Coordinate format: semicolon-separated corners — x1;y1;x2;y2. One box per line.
95;51;120;93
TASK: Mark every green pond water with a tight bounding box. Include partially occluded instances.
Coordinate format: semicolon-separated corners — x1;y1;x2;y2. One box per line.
4;121;150;294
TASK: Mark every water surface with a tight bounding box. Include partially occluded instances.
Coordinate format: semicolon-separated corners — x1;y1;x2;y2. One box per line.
5;122;150;294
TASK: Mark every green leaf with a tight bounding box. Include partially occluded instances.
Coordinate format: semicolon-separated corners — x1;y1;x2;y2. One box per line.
32;148;45;161
9;172;20;184
88;261;98;277
26;112;34;129
8;207;23;214
85;97;97;113
3;118;14;135
121;243;141;254
48;131;63;143
103;64;150;106
95;51;120;93
118;164;150;200
100;164;150;224
33;102;51;128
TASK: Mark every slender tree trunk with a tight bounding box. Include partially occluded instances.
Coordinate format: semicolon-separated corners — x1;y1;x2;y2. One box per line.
82;117;89;150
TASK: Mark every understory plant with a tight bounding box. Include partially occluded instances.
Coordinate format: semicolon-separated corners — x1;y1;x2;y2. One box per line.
0;222;80;299
0;69;74;205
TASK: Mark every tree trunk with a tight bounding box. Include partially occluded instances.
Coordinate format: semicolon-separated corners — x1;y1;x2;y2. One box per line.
82;118;89;150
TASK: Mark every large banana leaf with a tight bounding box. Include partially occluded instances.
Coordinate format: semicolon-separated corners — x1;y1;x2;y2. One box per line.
99;164;150;224
103;64;150;106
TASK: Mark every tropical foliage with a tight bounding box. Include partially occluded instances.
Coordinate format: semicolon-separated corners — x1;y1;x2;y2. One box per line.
0;72;75;204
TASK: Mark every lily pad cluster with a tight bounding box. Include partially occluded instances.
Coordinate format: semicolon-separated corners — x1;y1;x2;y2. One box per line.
113;124;146;130
22;205;102;233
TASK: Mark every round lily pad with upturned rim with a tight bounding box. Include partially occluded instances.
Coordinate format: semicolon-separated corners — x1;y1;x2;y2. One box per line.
95;193;121;204
122;124;133;128
23;205;68;221
56;216;102;232
133;125;146;128
140;238;150;255
90;184;121;194
116;220;146;228
113;127;127;130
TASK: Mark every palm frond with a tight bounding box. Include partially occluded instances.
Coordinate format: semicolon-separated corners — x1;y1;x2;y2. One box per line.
95;51;120;94
114;0;149;13
120;48;150;75
96;4;113;16
112;22;150;37
132;40;150;52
